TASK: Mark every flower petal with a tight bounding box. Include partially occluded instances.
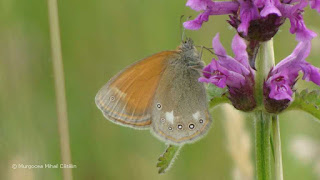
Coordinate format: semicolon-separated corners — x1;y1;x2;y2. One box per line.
253;0;264;8
212;33;227;56
273;41;311;72
301;63;320;86
202;62;214;78
310;0;320;13
209;1;240;14
267;72;293;100
183;10;210;30
260;0;282;17
184;1;239;30
269;83;293;100
186;0;213;11
213;61;246;88
199;59;246;88
280;0;317;41
237;0;260;35
231;34;250;69
213;34;251;75
294;24;318;41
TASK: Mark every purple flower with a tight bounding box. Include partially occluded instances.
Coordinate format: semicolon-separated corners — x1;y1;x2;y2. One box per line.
265;41;320;101
280;0;318;41
199;34;256;111
199;34;253;88
183;1;239;30
310;0;320;13
184;0;318;41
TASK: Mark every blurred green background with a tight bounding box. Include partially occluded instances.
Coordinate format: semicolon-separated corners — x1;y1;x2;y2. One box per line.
1;0;320;179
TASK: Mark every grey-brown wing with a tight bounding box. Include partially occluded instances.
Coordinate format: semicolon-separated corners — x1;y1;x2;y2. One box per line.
150;57;212;144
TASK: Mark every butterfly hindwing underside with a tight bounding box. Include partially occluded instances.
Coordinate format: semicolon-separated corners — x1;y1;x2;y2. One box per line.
150;54;212;144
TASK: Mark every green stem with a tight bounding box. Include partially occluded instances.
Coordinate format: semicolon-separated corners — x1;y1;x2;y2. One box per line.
254;111;272;180
272;115;283;180
48;0;73;179
254;39;276;180
255;40;275;107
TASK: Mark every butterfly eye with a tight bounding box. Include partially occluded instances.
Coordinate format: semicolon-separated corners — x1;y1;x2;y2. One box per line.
199;119;204;124
168;127;173;131
177;124;183;129
156;103;162;109
189;124;195;129
109;96;115;101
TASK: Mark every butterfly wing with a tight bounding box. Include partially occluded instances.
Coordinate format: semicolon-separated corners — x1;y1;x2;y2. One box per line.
95;51;178;129
151;55;212;144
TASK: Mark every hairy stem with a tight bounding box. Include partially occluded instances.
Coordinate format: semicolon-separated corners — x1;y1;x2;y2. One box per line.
255;40;275;107
254;111;272;180
272;115;283;180
48;0;73;179
254;39;280;180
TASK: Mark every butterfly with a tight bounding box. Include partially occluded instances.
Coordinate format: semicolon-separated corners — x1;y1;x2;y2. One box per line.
95;38;212;145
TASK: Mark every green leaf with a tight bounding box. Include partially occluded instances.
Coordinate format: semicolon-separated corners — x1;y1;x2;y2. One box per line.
156;145;181;174
207;84;227;99
287;89;320;121
207;84;230;108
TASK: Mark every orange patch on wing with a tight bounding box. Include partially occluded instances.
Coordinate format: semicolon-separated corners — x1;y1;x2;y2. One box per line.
110;51;177;115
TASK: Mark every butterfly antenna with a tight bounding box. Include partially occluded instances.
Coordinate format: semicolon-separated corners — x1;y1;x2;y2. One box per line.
181;16;192;42
199;45;204;59
180;15;185;42
195;45;227;58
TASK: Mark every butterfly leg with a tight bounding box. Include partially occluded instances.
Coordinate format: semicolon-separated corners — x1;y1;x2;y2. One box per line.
188;61;205;71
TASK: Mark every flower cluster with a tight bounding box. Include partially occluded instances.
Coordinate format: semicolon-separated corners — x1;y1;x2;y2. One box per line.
264;41;320;113
184;0;318;42
200;34;256;111
187;0;320;113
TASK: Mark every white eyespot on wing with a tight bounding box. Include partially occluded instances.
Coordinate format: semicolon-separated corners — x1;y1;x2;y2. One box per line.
165;111;175;124
192;111;200;120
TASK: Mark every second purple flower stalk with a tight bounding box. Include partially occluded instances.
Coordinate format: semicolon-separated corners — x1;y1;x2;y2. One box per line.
201;34;320;113
264;41;320;113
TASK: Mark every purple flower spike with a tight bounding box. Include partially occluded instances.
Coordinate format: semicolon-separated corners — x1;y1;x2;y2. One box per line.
265;41;320;102
184;0;319;42
199;34;256;111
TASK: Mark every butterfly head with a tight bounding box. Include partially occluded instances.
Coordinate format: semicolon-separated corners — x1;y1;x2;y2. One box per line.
178;38;201;64
180;38;195;51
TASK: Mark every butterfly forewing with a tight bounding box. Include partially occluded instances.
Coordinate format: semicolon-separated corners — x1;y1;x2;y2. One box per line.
95;51;178;128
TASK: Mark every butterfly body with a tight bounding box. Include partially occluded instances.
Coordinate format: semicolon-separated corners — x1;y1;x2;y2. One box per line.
95;39;212;145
